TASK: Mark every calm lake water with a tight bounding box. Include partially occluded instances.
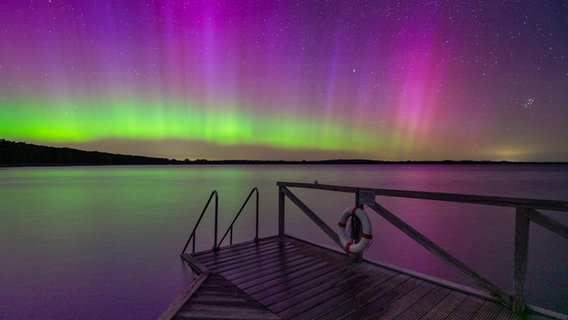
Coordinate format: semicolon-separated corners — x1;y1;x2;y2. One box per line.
1;164;567;319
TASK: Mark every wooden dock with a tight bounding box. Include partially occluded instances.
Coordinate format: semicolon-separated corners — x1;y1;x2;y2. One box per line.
164;236;532;320
161;182;568;319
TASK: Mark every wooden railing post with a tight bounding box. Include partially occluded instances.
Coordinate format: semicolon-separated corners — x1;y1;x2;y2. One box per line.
212;193;219;252
514;207;530;314
278;186;285;238
255;188;259;242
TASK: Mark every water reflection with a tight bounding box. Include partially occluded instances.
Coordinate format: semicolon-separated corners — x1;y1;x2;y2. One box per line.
1;164;567;318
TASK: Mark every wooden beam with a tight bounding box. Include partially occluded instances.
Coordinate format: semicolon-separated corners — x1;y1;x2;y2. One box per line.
367;201;513;308
159;256;210;320
280;186;343;250
277;181;568;212
513;207;530;314
529;209;568;240
278;186;285;238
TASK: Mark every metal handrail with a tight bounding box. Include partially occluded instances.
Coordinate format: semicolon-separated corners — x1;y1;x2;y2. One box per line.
181;190;218;254
217;187;259;248
181;187;260;255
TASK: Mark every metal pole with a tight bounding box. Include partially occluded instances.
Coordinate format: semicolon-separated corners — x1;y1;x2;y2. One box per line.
181;190;216;255
192;232;196;254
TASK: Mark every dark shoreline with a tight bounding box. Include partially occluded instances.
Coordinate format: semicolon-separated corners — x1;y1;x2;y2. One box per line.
157;159;568;165
2;139;566;167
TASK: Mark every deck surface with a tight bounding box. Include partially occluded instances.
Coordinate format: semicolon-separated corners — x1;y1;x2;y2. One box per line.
172;236;523;320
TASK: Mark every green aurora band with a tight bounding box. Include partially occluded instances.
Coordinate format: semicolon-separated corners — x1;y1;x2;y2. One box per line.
1;94;381;156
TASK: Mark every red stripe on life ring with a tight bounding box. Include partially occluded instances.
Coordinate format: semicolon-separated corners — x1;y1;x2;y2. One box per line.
361;233;373;240
338;222;346;228
346;242;352;253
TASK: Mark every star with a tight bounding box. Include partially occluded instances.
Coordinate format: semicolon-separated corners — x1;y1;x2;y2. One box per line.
523;97;535;110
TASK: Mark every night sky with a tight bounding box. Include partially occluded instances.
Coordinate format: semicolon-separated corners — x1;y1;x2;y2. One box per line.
1;1;567;161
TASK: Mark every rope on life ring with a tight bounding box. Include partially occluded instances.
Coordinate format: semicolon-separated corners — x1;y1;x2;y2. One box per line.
337;206;372;254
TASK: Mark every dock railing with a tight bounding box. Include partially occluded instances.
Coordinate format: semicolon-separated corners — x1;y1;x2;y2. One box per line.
217;187;260;247
181;190;218;254
277;181;568;316
181;187;259;255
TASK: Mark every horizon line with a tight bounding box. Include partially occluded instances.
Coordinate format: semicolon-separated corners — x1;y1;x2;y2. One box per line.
2;139;567;165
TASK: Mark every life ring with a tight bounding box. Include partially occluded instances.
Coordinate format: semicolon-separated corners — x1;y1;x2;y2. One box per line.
337;206;372;254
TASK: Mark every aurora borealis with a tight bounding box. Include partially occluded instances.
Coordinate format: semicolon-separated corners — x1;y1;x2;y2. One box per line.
1;1;567;161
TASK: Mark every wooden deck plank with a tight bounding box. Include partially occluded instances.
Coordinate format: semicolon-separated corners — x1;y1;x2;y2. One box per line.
444;295;486;320
203;242;316;272
337;277;425;320
248;257;347;299
240;239;394;299
293;269;400;319
209;248;300;275
247;259;355;298
495;310;518;320
363;280;436;320
194;239;287;265
274;274;370;318
236;258;342;291
257;264;357;306
419;290;468;320
229;254;317;285
313;273;410;320
172;273;281;320
189;293;253;304
216;242;303;269
169;236;564;320
393;285;451;320
473;300;510;319
229;255;316;285
215;247;306;278
263;273;365;312
192;238;274;261
199;242;293;269
222;251;311;280
176;304;280;320
206;249;302;279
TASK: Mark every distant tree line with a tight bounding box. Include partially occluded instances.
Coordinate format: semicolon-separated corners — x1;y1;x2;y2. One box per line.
0;139;173;166
2;139;564;167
